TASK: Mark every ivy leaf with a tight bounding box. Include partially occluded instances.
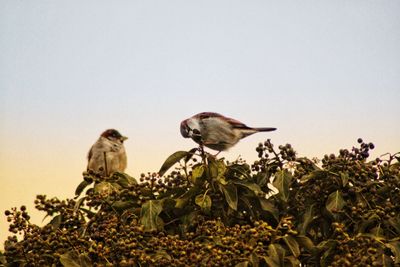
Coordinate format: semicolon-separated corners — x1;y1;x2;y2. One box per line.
75;180;92;196
195;193;212;212
175;187;199;208
299;204;315;235
191;165;205;184
325;190;345;217
340;172;349;187
60;251;92;267
296;235;316;253
219;183;238;211
159;151;191;176
73;197;86;214
140;200;164;231
300;170;327;184
273;170;292;202
208;157;226;180
94;181;121;195
282;235;300;257
234;180;263;196
49;214;62;230
113;172;137;188
112;200;136;212
263;243;285;267
184;148;198;162
259;198;279;222
388;216;400;234
234;262;249;267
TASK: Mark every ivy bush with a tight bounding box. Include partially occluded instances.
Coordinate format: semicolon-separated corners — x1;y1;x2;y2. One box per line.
2;139;400;266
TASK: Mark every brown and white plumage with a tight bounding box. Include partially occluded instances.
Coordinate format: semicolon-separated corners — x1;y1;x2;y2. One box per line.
180;112;276;151
87;129;128;176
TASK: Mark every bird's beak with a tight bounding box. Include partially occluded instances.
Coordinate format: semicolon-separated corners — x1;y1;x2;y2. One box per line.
121;136;128;142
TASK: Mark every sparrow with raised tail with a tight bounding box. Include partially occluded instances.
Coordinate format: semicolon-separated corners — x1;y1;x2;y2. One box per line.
180;112;276;151
87;129;128;176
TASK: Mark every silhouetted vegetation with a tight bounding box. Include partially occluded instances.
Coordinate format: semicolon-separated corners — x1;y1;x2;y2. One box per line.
2;139;400;266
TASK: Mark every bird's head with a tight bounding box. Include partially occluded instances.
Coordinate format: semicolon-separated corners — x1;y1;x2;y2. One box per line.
101;129;128;143
180;120;191;138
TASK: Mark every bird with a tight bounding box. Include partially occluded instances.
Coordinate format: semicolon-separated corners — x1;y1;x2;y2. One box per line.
87;129;128;176
180;112;277;152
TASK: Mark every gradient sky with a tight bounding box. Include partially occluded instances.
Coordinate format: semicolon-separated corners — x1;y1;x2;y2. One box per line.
1;1;399;248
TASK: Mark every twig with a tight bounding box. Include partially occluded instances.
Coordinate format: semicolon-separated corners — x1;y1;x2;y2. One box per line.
103;152;108;176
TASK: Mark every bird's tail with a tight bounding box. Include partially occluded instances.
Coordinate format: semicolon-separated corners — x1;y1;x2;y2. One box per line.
254;127;277;132
240;127;277;138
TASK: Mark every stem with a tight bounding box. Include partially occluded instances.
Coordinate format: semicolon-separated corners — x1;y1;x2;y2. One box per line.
103;152;108;176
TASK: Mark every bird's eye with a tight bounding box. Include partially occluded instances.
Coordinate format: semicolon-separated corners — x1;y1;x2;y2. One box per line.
193;129;201;135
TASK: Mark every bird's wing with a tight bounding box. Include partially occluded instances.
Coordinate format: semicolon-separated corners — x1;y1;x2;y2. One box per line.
197;112;251;130
87;147;93;161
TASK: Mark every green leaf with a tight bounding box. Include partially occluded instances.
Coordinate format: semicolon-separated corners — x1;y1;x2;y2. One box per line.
60;251;92;267
184;148;198;162
259;198;279;222
234;180;263;196
191;165;205;184
325;190;345;216
299;170;327;184
159;151;191;176
249;252;260;267
296;235;316;253
49;214;62;229
113;172;137;188
112;200;136;211
282;235;300;257
153;250;172;261
235;262;249;267
317;239;338;266
174;187;199;208
299;204;315;235
208;157;226;180
263;244;285;267
340;172;349;187
73;197;86;214
284;256;301;266
220;183;238;211
195;193;212;212
75;180;92;196
228;164;252;180
94;181;121;195
273;170;292;202
140;200;164;231
388;216;400;234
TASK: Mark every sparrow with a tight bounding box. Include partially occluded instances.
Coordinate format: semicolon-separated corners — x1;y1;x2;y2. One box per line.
180;112;277;152
87;129;128;176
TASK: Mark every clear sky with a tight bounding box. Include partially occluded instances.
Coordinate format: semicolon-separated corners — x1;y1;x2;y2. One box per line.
1;1;399;248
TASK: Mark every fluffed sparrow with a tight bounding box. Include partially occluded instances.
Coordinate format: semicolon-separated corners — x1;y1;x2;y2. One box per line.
87;129;128;176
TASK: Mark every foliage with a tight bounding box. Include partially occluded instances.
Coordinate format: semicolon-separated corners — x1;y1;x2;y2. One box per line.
2;139;400;266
